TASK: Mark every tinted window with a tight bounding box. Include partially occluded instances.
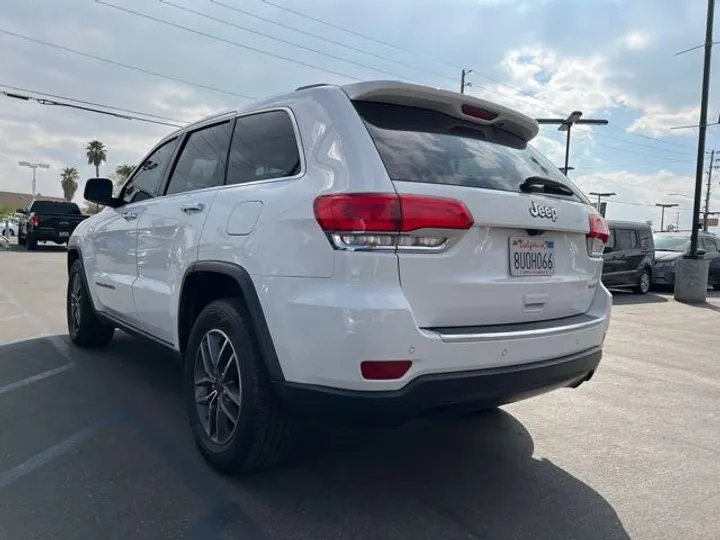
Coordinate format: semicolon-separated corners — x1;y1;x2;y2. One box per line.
616;229;638;250
122;139;177;204
226;111;301;185
607;229;616;249
638;227;653;250
165;122;232;196
29;201;81;215
702;237;718;252
354;101;587;202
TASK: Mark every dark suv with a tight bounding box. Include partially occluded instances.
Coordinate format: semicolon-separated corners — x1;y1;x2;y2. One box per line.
601;221;655;294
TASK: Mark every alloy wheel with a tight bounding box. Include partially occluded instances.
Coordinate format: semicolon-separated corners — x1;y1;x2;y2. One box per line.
640;272;650;293
69;273;82;331
194;329;242;445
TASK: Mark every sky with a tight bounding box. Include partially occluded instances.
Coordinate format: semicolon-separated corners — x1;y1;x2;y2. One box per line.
0;0;718;229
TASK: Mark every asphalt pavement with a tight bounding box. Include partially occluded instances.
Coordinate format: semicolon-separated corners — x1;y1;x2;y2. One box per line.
0;241;718;539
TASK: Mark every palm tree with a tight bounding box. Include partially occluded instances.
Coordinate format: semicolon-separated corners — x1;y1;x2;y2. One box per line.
113;164;135;188
60;167;80;202
86;140;107;177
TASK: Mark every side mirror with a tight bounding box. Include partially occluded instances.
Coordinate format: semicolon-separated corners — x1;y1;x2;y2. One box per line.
15;208;26;214
697;248;707;256
84;178;119;208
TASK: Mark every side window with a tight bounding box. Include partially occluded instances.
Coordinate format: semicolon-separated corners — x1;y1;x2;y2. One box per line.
122;139;177;204
702;237;718;252
638;229;652;250
616;229;635;251
227;110;301;185
165;122;232;196
629;229;639;248
607;229;616;249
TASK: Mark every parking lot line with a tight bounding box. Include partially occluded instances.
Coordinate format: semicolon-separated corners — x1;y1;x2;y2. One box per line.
0;410;127;490
0;363;74;397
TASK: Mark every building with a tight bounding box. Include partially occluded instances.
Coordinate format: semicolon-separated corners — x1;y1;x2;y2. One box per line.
0;191;66;211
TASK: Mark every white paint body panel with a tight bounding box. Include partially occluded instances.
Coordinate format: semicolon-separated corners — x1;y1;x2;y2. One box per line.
71;80;612;396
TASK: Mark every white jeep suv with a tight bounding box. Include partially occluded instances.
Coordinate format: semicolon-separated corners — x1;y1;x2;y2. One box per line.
67;81;612;474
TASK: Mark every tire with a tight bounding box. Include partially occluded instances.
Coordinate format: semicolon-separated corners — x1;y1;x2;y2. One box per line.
26;234;37;251
634;268;651;295
67;260;115;347
185;298;295;475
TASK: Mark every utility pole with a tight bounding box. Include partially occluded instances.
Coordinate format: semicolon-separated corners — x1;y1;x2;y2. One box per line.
460;69;472;94
656;203;679;232
687;0;715;254
702;149;720;230
536;112;609;173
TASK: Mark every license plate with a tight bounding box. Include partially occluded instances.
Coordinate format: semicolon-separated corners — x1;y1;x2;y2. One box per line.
58;232;70;237
509;237;555;277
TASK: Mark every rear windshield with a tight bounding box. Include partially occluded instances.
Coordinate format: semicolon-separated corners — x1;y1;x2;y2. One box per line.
354;101;587;202
653;234;689;251
29;201;81;215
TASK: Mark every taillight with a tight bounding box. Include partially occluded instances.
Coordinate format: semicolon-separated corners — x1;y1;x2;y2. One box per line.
313;193;474;252
29;213;39;227
361;360;412;380
587;214;609;257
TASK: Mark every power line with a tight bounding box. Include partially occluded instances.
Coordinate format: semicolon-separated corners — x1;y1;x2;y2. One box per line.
210;0;454;82
1;88;184;127
578;159;696;170
259;0;697;152
0;28;254;100
95;0;362;81
115;1;696;161
539;129;699;161
0;84;188;124
160;0;406;80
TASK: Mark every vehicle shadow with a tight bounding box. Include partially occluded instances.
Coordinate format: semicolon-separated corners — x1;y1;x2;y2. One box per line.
1;242;67;253
9;334;630;540
611;289;669;305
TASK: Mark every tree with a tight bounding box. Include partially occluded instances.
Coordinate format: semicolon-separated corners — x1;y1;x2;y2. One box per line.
82;202;103;215
86;140;107;177
112;164;135;188
60;167;80;202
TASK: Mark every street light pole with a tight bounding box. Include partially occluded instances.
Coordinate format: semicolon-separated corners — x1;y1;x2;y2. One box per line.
656;203;679;232
536;111;609;173
18;161;50;197
588;191;616;217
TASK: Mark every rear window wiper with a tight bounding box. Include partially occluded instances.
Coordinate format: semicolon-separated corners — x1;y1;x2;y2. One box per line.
520;176;575;197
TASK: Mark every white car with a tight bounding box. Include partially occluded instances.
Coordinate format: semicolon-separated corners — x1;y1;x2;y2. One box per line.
67;81;612;474
1;221;17;237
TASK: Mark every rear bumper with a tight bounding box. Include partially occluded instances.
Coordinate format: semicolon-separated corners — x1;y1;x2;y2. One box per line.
26;229;73;241
275;347;602;426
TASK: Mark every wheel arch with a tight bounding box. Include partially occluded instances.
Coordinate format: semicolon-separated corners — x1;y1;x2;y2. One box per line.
178;261;285;382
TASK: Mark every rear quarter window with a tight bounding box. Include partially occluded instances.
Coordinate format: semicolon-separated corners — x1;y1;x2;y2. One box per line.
354;101;587;203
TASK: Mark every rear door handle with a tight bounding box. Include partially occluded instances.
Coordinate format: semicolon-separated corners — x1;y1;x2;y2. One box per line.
122;211;138;221
181;202;205;214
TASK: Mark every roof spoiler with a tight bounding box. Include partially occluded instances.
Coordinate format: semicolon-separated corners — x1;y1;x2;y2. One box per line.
342;80;539;142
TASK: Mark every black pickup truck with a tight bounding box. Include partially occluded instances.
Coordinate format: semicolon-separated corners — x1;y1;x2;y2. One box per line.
17;200;88;250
